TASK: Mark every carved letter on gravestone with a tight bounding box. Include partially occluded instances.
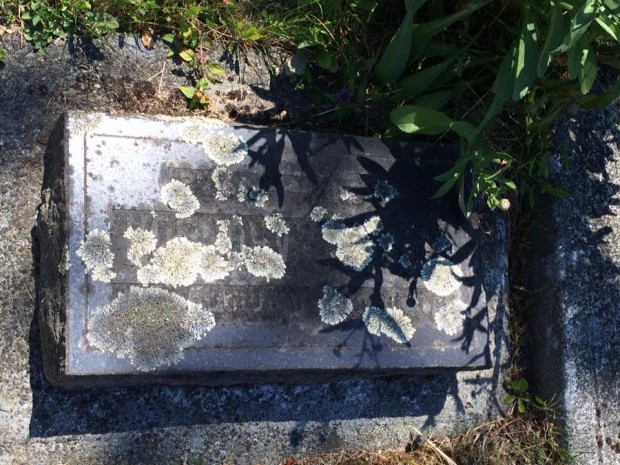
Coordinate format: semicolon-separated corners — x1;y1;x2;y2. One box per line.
34;112;490;387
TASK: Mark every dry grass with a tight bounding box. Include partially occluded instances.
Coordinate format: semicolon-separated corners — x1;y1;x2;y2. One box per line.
279;414;569;465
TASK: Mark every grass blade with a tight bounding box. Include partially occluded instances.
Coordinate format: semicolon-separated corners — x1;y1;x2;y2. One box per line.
374;0;427;83
538;1;566;77
513;6;538;100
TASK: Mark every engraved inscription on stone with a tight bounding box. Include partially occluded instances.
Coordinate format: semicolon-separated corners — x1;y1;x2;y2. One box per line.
37;113;490;384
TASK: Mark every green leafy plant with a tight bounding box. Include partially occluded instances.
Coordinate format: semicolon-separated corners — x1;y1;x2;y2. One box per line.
179;76;210;110
503;378;552;414
20;0;118;53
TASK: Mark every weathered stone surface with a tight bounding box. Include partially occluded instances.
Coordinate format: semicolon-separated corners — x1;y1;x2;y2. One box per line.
527;73;620;464
35;112;490;387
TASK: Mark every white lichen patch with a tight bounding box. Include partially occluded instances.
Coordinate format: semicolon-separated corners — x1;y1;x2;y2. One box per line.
160;180;200;219
214;219;232;255
77;229;116;283
203;134;248;166
340;190;356;202
265;213;290;237
362;306;415;343
373;180;398;203
199;245;230;283
378;233;394;252
124;226;157;267
237;184;247;203
321;218;346;244
321;218;377;272
211;167;235;201
420;258;463;297
310;206;328;222
87;286;215;372
248;187;269;207
435;300;468;336
232;215;244;226
242;246;286;282
137;237;204;287
362;216;383;236
318;286;353;325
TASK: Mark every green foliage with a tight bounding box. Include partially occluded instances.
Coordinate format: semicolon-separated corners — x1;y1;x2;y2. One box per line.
503;378;552;415
179;76;210;110
21;0;118;53
0;47;5;62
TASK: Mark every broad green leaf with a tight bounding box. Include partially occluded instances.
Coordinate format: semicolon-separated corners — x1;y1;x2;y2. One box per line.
399;46;469;97
538;2;566;77
594;16;619;42
579;42;597;94
561;0;597;51
431;176;458;199
414;89;455;110
518;398;526;413
179;49;195;62
576;75;620;109
32;15;41;26
391;105;453;134
605;0;620;14
503;395;516;405
315;49;337;71
513;6;538;100
390;105;476;144
196;77;210;90
374;0;427;83
492;47;517;103
205;63;226;76
179;86;195;99
568;34;597;93
161;33;175;44
410;0;491;56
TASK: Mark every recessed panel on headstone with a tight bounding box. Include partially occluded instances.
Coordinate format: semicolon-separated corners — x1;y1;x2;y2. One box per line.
35;112;490;387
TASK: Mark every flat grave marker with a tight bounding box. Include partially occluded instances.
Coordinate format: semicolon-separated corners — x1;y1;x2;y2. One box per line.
35;112;490;387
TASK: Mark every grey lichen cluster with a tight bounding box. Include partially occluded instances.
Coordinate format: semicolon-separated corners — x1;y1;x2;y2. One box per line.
362;306;415;343
160;180;200;219
87;286;215;371
124;226;157;267
264;213;290;237
317;285;353;325
373;180;398;203
241;245;286;282
420;258;463;297
310;206;328;222
321;216;382;272
203;134;248;166
248;187;269;208
76;229;116;283
137;237;230;287
434;300;467;336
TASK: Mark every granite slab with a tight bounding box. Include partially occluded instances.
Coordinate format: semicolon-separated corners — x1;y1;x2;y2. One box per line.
35;112;490;387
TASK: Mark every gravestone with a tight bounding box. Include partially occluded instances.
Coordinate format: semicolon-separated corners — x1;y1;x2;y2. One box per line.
35;112;490;387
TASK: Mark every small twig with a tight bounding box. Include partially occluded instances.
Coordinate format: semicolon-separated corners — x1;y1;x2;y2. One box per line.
411;426;458;465
158;61;166;97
